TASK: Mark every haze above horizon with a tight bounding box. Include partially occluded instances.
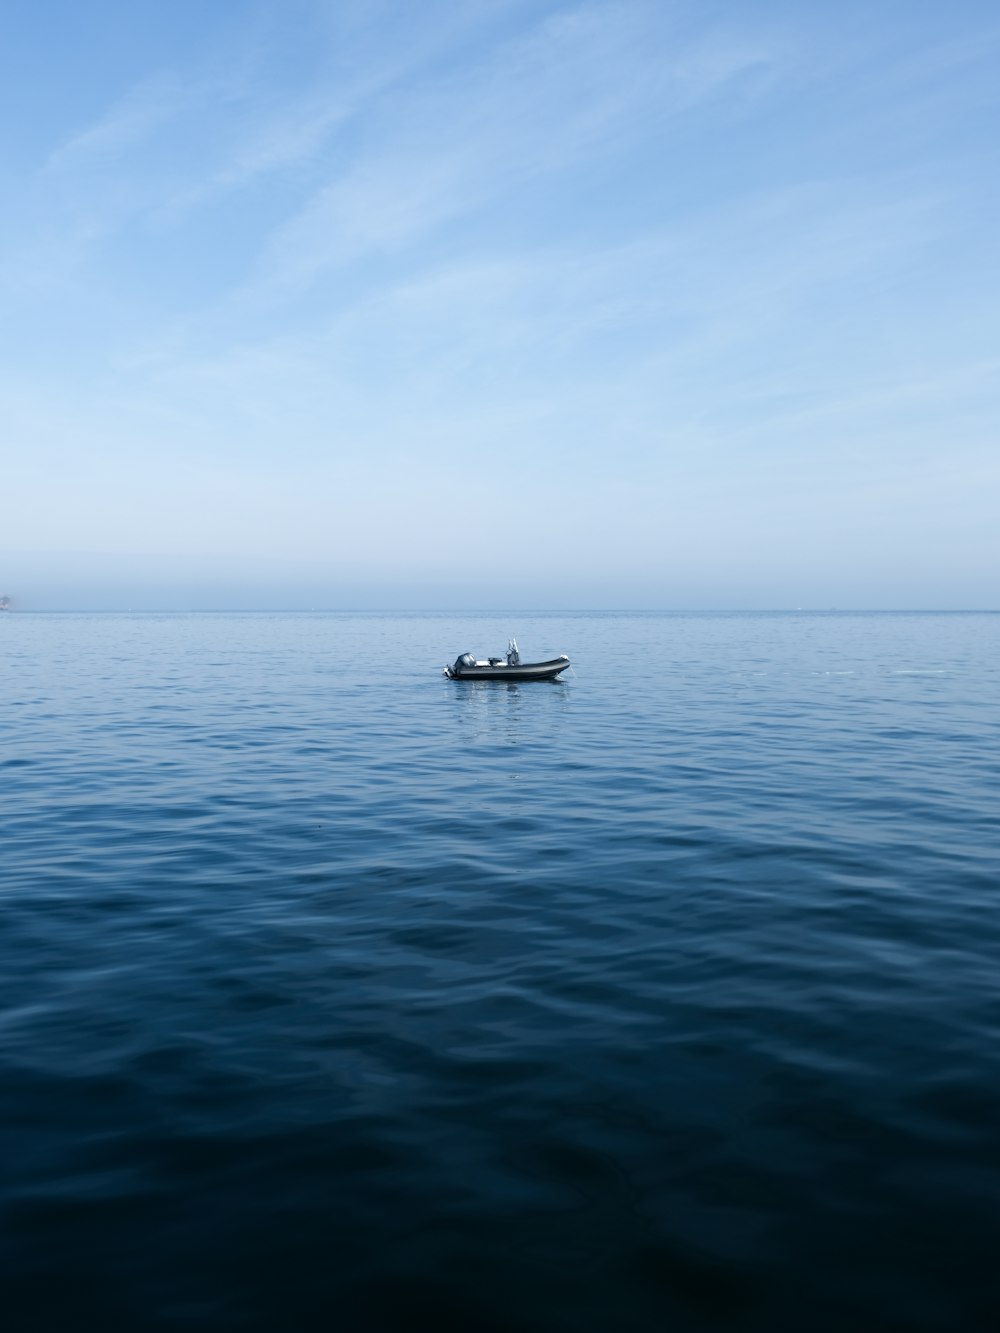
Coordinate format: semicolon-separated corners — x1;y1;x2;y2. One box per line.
2;1;998;611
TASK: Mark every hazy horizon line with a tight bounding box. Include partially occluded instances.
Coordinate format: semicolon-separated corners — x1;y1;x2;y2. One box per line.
4;607;998;617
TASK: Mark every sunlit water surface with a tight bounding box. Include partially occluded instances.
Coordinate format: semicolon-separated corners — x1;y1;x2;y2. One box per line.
2;611;999;1331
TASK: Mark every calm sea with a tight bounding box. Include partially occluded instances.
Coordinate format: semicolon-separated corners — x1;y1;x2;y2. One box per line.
2;611;999;1331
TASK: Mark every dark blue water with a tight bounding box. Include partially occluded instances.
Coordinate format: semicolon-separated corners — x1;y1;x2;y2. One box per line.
2;611;999;1331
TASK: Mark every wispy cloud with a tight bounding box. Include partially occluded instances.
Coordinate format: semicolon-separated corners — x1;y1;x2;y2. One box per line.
248;2;780;295
45;72;193;170
106;169;952;483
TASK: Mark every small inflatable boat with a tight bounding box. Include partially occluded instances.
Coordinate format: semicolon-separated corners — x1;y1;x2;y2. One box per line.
443;638;570;681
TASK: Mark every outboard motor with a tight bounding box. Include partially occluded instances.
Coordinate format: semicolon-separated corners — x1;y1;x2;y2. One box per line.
455;653;475;672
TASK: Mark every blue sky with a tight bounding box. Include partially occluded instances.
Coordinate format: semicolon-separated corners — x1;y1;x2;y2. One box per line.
1;0;997;608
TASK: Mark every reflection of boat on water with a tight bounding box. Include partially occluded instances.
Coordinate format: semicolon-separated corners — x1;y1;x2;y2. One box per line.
443;638;570;682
